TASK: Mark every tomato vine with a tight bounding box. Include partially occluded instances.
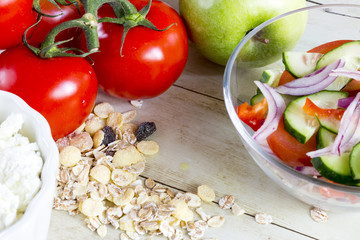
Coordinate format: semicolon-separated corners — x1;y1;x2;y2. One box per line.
26;0;174;58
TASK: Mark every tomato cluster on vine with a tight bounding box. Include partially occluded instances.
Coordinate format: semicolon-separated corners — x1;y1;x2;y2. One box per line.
0;0;188;140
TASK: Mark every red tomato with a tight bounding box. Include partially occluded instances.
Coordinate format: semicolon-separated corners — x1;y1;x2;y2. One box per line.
82;1;188;100
237;98;267;131
28;0;83;47
0;46;98;140
0;0;37;49
267;117;316;167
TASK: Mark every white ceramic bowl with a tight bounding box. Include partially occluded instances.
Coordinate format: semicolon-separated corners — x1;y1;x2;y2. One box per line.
0;90;59;240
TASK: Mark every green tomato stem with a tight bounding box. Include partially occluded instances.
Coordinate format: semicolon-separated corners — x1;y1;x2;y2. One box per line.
28;0;173;58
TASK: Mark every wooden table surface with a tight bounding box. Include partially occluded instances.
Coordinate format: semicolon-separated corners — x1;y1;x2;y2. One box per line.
48;1;360;239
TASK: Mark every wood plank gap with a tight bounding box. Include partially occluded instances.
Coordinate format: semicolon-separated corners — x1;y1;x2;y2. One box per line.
306;0;322;5
173;84;224;102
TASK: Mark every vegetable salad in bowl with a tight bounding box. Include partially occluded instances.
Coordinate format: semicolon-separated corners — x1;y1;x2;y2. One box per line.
224;4;360;210
238;40;360;186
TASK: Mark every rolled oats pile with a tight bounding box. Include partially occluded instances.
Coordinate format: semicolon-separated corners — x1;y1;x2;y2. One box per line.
53;102;227;240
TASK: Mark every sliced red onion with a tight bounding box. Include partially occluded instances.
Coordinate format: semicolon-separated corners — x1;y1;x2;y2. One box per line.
338;97;354;109
340;110;360;152
276;59;345;96
331;92;360;155
295;166;321;176
330;68;360;80
252;81;285;145
307;92;360;158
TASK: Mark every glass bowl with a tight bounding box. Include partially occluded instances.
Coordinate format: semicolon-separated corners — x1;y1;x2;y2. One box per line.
224;4;360;211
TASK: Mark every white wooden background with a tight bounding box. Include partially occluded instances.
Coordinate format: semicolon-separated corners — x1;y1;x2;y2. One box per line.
48;1;360;239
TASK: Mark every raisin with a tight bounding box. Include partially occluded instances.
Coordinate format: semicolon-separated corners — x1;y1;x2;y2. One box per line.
135;122;156;141
101;126;116;146
105;150;116;157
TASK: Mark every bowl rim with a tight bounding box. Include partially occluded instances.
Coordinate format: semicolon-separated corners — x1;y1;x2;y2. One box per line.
0;90;59;236
223;4;360;194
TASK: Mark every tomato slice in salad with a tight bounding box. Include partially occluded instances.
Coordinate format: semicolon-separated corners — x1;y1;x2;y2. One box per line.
237;98;267;131
266;117;316;167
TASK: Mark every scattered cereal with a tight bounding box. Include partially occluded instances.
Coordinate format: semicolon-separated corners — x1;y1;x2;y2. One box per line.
107;112;124;130
113;145;145;168
85;116;106;136
197;185;216;202
255;213;273;225
79;198;105;217
59;146;81;167
231;203;245;216
218;195;235;209
90;165;111;184
207;216;225;228
122;110;137;123
94;102;114;118
130;100;143;108
136;140;159;155
69;132;93;152
54;102;235;239
97;224;107;238
310;207;328;223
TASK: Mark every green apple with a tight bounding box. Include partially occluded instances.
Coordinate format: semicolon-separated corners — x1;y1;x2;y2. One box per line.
179;0;307;67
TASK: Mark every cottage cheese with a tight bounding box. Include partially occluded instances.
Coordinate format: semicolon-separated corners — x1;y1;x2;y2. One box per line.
0;113;43;231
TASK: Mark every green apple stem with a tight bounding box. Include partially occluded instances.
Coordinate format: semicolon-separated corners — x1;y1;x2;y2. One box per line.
253;31;269;44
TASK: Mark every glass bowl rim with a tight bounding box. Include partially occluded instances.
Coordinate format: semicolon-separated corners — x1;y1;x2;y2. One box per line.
223;3;360;194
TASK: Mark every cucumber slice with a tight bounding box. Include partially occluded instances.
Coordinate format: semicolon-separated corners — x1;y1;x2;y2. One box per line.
256;70;282;94
316;114;342;134
311;127;355;185
250;93;264;106
259;69;281;87
284;90;348;144
282;51;322;78
350;142;360;181
316;41;360;90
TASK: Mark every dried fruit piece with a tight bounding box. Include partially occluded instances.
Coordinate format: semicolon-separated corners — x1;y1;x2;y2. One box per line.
93;126;116;148
136;140;159;155
197;185;215;202
310;207;328;223
111;169;136;187
207;215;225;228
135;122;156;141
59;146;81;167
218;195;235;209
113;145;145;168
255;213;273;225
69;132;93;152
56;137;70;152
113;188;135;206
90;165;111;184
79;198;105;217
94;102;114;118
107;112;124;129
